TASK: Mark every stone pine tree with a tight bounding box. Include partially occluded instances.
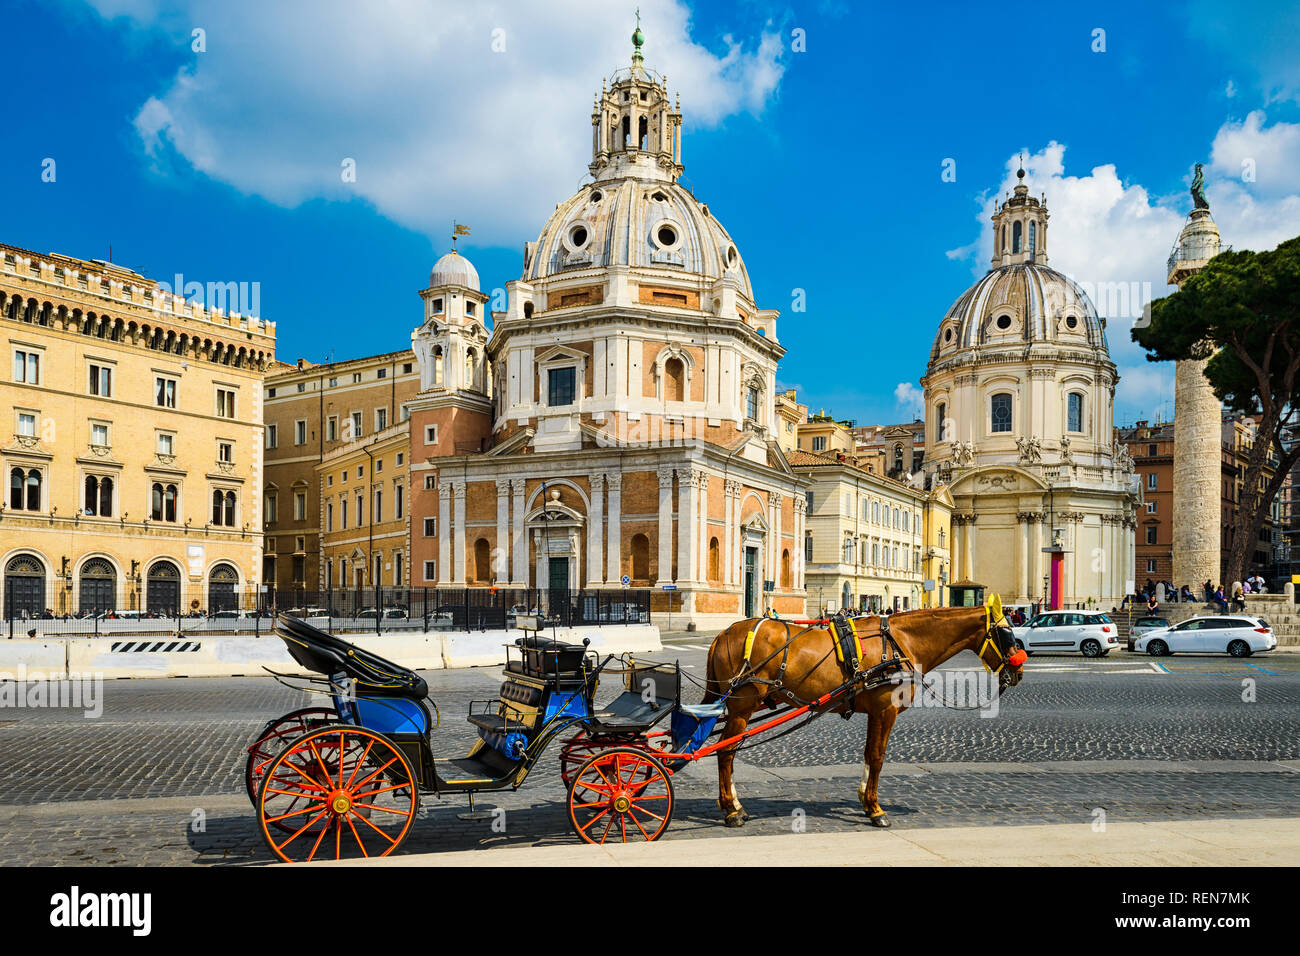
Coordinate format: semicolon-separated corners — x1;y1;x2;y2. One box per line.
1134;236;1300;586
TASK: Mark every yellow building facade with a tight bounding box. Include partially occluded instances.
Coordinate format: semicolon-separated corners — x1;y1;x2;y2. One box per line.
0;242;275;617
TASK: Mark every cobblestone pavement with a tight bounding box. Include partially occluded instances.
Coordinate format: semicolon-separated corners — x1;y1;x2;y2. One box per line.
0;642;1296;864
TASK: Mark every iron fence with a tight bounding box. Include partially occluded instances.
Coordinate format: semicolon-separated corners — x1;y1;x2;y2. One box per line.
3;581;650;638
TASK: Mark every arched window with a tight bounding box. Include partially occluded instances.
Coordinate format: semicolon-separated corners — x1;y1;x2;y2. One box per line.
708;537;720;582
936;403;947;440
745;385;760;422
841;582;852;611
1067;392;1084;433
1028;220;1037;255
84;475;113;517
152;483;177;522
432;346;444;386
872;501;880;524
664;357;685;403
1012;221;1022;253
208;562;238;612
213;490;236;526
147;560;181;616
630;534;650;583
990;393;1013;433
5;553;46;617
79;557;116;615
843;537;855;564
893;443;904;473
781;549;791;588
11;468;40;511
465;348;476;389
474;538;492;583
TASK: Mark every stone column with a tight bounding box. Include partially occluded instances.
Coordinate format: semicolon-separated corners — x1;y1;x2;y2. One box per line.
724;480;740;586
437;482;452;585
587;473;604;586
511;478;527;587
963;513;976;581
676;467;698;584
771;491;783;590
452;480;467;584
1016;512;1031;603
793;493;807;590
697;474;710;584
656;467;675;585
1173;357;1221;590
495;479;511;584
605;473;622;583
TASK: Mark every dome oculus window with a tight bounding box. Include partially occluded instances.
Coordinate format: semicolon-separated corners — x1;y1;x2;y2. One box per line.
1065;314;1079;330
651;190;668;203
563;221;593;254
726;245;738;267
995;314;1012;331
652;221;683;253
589;190;603;203
943;328;954;344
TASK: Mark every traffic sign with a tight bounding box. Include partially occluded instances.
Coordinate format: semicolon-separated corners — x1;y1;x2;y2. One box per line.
661;585;677;591
621;575;631;586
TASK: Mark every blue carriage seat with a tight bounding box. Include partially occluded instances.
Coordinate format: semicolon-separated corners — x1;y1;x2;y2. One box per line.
586;660;679;734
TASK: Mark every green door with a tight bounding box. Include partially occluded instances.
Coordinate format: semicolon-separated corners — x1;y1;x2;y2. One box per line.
744;547;758;617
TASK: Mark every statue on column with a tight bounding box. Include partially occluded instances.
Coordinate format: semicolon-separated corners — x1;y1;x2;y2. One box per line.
1191;163;1209;211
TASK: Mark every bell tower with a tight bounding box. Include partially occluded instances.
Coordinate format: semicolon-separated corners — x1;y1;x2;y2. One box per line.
990;161;1050;267
589;16;683;183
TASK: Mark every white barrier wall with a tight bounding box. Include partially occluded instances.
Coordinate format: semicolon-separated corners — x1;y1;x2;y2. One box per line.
13;626;663;680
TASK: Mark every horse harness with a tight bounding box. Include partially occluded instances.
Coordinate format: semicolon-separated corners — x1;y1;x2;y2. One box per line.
731;612;914;716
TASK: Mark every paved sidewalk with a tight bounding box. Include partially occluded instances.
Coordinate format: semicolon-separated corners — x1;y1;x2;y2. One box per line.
322;816;1300;867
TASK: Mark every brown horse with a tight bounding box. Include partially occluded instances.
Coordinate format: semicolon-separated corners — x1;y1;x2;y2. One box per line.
702;606;1024;828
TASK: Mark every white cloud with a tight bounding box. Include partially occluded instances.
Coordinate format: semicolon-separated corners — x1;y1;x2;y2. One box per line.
894;381;924;418
85;0;786;249
945;118;1300;419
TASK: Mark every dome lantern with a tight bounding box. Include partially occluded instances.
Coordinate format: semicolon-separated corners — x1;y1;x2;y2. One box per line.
990;158;1049;268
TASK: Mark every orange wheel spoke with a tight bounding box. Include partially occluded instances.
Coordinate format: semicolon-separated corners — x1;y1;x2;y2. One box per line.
578;807;610;833
344;739;375;789
630;802;666;823
352;756;399;792
273;807;331;852
350;781;411;800
351;808;402;844
344;813;370;858
599;814;614;845
265;802;327;824
629;809;651;840
307;738;334;785
573;778;613;797
305;817;331;862
350;801;413;816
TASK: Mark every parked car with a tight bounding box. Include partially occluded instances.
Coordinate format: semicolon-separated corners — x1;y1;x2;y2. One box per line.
1011;610;1119;657
211;609;250;619
356;606;409;620
1127;615;1171;651
1133;615;1276;657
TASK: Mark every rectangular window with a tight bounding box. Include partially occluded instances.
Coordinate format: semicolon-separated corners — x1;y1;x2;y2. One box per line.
294;492;306;520
266;424;277;449
394;483;404;519
218;441;233;462
1146;501;1157;514
400;404;410;422
1147;472;1158;491
745;386;759;422
1145;558;1157;573
424;424;438;445
341;499;348;530
88;363;113;397
326;417;337;442
355;491;363;525
326;502;333;531
91;423;109;447
14;350;40;384
423;560;436;582
812;435;827;452
1148;443;1158;457
266;494;278;523
328;377;338;388
1146;527;1157;545
375;459;383;473
396;453;404;466
806;491;814;511
990;393;1013;433
350;411;362;437
424;475;436;490
375;407;388;431
296;382;305;393
157;432;174;455
352;372;361;383
155;377;177;408
1067;393;1083;432
548;366;576;406
374;488;383;523
424;516;436;536
294;420;306;445
17;412;36;437
216;388;236;418
403;363;412;374
377;367;387;379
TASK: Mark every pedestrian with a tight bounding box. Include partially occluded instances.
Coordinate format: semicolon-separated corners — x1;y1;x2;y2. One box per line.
1180;584;1193;602
1146;593;1160;614
1214;585;1229;614
1204;580;1214;604
1231;581;1246;613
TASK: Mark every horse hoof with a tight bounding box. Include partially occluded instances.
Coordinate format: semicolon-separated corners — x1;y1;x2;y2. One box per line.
724;811;748;828
868;811;891;829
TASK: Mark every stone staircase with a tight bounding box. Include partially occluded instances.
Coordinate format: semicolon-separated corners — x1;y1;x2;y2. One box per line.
1111;592;1300;646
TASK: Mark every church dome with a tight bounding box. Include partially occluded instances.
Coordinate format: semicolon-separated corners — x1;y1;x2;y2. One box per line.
429;250;479;291
525;178;752;297
930;262;1107;362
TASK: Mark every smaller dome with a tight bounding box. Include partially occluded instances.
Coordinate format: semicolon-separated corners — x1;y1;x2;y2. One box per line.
429;251;479;291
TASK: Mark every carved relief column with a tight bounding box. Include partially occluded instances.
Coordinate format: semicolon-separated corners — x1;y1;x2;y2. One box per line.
1060;511;1085;603
770;491;783;589
437;482;452;586
511;478;527;587
963;512;976;582
605;473;622;583
495;479;511;584
587;473;605;587
452;480;467;584
657;467;675;585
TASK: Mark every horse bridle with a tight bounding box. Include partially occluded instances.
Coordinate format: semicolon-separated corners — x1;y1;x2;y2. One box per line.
977;618;1027;691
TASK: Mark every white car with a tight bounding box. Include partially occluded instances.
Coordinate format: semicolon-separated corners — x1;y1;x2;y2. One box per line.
1134;615;1276;657
1011;610;1119;657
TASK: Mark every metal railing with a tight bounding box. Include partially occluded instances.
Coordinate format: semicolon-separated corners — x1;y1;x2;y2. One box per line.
3;583;651;638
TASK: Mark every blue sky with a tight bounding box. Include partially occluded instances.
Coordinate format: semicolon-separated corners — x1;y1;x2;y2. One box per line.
5;0;1299;427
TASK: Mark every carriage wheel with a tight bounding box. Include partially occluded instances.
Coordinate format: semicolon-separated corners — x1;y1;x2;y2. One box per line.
257;725;419;863
568;747;674;845
245;708;337;807
559;733;659;787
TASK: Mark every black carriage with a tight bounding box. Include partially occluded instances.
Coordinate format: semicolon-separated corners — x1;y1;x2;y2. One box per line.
246;615;835;861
